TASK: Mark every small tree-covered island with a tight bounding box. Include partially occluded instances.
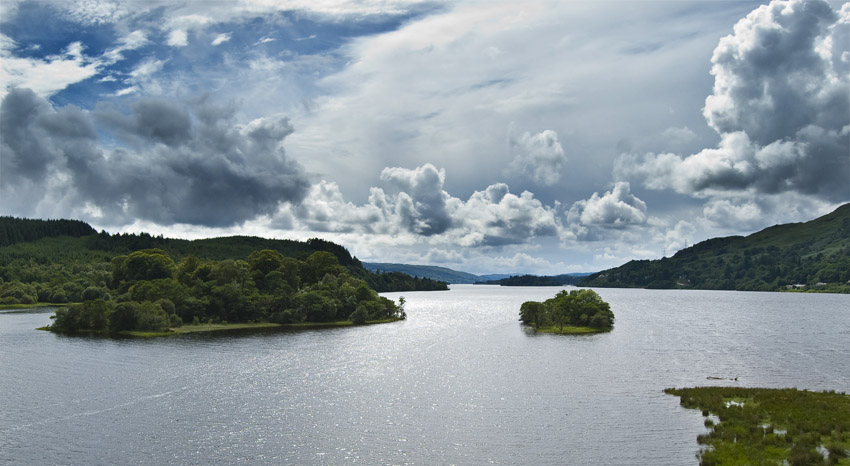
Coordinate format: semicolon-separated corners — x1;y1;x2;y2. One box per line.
519;288;614;335
45;248;406;337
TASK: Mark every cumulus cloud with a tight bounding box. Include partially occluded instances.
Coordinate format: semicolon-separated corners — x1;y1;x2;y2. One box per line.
616;0;850;203
273;164;562;248
507;129;567;185
566;182;648;240
0;88;310;227
455;183;559;246
380;164;454;236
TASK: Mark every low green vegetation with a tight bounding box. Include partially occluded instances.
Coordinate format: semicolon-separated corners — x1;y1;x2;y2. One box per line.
519;288;614;334
43;248;406;336
666;387;850;466
580;203;850;293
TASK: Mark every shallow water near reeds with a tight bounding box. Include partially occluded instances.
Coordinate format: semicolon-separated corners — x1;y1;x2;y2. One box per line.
1;286;848;465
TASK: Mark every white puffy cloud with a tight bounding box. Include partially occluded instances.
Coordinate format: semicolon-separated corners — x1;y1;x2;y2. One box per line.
616;0;849;203
507;129;567;186
0;25;150;100
211;33;231;46
455;183;559;246
380;164;454;236
0;40;99;99
568;181;647;226
274;164;563;248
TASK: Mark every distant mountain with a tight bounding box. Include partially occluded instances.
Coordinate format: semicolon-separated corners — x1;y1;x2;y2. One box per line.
363;263;481;284
363;263;595;286
579;203;850;293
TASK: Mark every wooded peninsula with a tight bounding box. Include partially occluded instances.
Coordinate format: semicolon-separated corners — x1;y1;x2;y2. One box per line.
0;217;447;335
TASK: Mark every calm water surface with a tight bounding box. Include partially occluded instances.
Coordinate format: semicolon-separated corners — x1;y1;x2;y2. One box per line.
1;286;848;465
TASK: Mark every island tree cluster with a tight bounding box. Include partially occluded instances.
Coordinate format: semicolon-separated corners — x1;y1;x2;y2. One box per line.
519;289;614;332
48;248;405;334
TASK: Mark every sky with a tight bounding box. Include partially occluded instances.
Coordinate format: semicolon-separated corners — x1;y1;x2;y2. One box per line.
1;0;848;275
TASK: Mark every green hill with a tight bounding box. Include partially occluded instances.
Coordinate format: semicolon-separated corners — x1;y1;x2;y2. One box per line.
579;203;850;293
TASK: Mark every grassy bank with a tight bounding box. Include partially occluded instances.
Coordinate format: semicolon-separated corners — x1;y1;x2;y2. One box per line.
665;386;850;465
532;325;609;335
113;318;404;338
1;302;79;310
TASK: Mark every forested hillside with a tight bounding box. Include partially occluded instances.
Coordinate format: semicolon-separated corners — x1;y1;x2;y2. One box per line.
0;217;446;307
579;203;850;292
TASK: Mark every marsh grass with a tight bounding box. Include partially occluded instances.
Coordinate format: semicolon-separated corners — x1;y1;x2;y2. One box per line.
533;325;609;335
665;387;850;465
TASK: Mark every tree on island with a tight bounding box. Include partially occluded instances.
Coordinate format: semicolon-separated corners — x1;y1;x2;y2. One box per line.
46;248;406;335
519;289;614;333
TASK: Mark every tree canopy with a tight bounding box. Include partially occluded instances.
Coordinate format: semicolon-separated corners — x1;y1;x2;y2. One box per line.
519;289;614;332
46;248;406;335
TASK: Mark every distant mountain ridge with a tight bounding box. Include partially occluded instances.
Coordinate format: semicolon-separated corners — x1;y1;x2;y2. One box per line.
363;263;482;284
579;203;850;292
363;262;592;286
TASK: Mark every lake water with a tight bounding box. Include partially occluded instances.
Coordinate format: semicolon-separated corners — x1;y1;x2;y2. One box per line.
1;285;848;465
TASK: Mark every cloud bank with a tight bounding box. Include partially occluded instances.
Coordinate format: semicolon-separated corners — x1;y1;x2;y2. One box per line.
0;88;310;226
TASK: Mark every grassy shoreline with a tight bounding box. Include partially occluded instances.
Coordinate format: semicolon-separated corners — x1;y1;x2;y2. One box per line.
38;318;403;338
529;325;609;335
666;386;850;465
1;302;79;310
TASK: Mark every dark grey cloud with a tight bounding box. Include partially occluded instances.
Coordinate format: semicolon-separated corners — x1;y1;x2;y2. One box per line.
0;88;310;227
616;0;849;203
1;88;95;182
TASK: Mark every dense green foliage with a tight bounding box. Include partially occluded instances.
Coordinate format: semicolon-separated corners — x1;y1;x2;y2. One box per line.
666;387;850;466
519;289;614;332
0;217;96;247
580;204;850;293
46;248;406;334
480;274;588;286
0;217;446;308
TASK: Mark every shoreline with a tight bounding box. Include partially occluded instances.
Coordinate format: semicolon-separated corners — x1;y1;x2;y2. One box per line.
528;325;610;335
37;318;403;338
